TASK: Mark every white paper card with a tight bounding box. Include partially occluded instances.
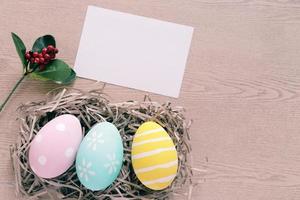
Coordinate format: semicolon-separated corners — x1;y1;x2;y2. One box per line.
75;6;193;97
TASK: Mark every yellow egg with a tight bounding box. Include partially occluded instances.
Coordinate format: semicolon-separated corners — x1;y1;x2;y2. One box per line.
131;121;178;190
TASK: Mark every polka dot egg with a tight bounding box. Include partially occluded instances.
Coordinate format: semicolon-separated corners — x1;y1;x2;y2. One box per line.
29;114;83;178
131;121;178;190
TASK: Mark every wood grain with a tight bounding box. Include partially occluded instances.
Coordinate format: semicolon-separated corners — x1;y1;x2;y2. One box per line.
1;0;300;199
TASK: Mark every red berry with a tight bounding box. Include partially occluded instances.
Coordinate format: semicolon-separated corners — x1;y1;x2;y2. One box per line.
39;57;45;64
44;54;50;60
47;45;54;51
50;54;55;59
42;48;47;55
30;58;35;63
39;53;43;58
34;58;40;63
25;53;31;60
54;48;59;54
33;52;38;58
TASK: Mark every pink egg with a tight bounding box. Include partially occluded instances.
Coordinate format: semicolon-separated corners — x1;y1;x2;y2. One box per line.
29;114;82;178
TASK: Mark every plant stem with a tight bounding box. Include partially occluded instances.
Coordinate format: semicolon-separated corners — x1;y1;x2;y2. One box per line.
0;75;26;113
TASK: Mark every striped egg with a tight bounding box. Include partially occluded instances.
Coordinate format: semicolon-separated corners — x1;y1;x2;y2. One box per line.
131;121;178;190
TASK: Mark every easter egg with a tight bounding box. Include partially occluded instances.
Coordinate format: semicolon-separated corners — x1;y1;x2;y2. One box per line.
29;114;82;178
75;122;123;191
131;121;178;190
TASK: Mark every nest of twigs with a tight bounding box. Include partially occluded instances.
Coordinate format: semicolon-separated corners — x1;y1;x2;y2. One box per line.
10;88;193;199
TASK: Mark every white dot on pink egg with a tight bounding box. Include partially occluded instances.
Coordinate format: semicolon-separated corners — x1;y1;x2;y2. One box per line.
35;134;43;143
55;123;66;132
64;147;74;158
38;155;47;166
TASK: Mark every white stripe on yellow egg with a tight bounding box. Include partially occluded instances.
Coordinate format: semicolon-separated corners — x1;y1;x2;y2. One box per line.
143;174;176;190
132;137;171;147
134;127;165;138
132;121;178;190
133;129;166;143
132;150;178;169
137;165;178;181
132;146;176;159
135;160;178;174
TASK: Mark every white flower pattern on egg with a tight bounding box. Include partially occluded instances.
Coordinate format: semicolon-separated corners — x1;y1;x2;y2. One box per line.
104;153;119;175
77;159;96;181
75;122;123;190
86;131;104;151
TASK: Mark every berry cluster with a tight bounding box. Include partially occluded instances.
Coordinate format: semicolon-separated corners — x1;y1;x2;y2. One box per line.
25;45;58;68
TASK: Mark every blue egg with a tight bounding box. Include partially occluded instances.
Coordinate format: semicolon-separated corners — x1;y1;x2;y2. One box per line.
75;122;123;191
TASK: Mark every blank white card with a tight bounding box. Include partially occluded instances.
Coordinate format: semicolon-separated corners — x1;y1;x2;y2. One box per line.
74;6;194;98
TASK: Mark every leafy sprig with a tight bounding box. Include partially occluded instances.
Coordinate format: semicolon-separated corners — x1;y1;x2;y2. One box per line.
0;33;76;112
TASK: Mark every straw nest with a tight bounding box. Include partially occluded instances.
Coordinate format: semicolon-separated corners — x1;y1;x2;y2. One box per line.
10;88;193;199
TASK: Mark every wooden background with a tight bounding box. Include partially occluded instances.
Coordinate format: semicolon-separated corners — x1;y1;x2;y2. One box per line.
1;0;300;199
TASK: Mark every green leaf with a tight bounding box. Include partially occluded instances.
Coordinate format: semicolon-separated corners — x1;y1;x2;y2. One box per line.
32;35;56;52
11;32;28;69
30;59;76;84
